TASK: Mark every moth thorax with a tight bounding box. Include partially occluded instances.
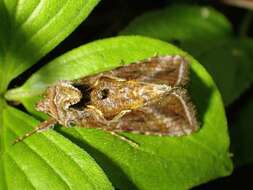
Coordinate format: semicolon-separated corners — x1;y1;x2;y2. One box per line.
90;78;172;119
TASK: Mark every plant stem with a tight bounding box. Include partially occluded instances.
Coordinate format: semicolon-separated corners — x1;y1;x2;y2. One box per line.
239;11;253;38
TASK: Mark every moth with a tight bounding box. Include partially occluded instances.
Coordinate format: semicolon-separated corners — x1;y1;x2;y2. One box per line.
13;55;199;145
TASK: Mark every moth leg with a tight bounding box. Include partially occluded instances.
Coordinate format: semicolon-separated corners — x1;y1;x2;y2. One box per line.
85;106;138;148
13;118;57;145
86;105;130;125
86;105;107;123
109;131;139;148
109;110;131;123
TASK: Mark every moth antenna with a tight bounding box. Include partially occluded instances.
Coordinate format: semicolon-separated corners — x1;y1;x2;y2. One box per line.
12;118;58;145
109;131;139;148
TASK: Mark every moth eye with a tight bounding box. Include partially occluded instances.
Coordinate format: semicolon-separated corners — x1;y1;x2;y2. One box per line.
98;88;109;100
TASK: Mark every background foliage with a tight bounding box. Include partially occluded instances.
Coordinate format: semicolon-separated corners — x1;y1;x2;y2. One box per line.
0;0;252;189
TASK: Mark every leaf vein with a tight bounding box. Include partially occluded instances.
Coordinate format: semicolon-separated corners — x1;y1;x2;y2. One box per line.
6;126;73;190
6;153;37;190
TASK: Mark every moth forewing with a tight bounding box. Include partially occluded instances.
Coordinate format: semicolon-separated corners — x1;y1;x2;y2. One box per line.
113;88;198;136
104;55;189;86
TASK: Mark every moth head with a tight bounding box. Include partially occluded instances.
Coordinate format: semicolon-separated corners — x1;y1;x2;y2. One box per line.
36;81;82;119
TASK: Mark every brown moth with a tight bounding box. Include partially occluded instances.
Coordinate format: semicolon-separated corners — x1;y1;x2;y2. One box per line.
13;55;198;145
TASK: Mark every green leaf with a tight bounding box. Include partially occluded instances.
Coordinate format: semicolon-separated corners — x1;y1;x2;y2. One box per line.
196;38;253;105
230;96;253;166
120;5;253;105
6;36;233;189
1;106;113;190
0;0;100;92
120;4;232;56
0;98;7;190
0;156;6;190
